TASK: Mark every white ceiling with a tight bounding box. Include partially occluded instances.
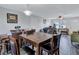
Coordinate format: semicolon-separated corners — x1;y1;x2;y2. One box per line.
0;4;79;18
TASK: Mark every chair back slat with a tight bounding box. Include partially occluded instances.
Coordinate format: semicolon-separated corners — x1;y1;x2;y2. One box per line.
50;34;59;54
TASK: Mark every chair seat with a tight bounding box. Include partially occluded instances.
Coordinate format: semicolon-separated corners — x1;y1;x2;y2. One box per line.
42;43;51;51
41;43;59;55
22;45;35;55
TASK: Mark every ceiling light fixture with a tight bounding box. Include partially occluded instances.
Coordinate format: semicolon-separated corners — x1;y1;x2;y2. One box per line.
24;4;32;16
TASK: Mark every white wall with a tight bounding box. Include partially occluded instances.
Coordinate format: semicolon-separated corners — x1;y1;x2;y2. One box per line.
64;17;79;33
27;15;45;32
49;17;79;33
2;6;79;34
0;7;44;34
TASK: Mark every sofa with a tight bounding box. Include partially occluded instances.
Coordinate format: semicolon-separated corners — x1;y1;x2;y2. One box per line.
71;33;79;43
71;33;79;50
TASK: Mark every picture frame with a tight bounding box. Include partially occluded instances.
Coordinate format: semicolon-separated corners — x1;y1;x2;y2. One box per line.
7;13;18;23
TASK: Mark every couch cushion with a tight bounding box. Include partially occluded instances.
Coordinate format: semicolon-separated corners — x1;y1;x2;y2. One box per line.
71;34;79;43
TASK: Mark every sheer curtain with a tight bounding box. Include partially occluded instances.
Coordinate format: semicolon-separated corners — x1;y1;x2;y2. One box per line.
59;35;77;55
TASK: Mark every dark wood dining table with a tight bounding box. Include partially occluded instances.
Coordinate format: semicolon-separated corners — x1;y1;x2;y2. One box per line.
20;32;52;55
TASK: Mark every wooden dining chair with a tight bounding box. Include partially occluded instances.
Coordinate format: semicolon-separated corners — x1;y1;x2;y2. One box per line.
10;30;23;48
0;43;2;55
11;29;35;55
0;37;2;54
26;29;36;35
40;35;59;55
8;36;18;55
1;40;7;55
0;34;10;55
22;45;35;55
21;38;35;55
22;29;36;49
9;35;35;55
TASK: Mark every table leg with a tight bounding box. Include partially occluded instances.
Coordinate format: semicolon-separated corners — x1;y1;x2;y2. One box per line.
32;45;34;49
35;44;40;55
16;39;20;55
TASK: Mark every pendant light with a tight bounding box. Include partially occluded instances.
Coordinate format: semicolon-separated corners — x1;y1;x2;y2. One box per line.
24;4;32;16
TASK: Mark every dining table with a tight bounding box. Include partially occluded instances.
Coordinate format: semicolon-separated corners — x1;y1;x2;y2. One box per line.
19;32;52;55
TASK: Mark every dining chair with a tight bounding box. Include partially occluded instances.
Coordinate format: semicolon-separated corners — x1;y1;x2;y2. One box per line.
23;29;36;49
22;38;35;55
22;45;35;55
1;40;7;55
40;35;59;55
8;36;17;55
9;35;35;55
10;30;23;48
11;29;35;55
0;42;2;55
0;34;10;55
26;29;36;35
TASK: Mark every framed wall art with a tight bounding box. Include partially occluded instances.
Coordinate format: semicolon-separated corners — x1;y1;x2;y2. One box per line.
7;13;18;23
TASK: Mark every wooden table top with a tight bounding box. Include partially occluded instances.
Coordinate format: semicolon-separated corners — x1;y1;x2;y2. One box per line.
20;32;52;44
